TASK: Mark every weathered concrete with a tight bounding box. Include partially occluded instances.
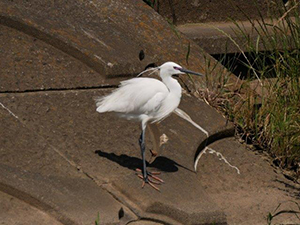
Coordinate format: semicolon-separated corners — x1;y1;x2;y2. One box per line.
157;0;273;25
177;21;265;55
197;137;300;225
2;0;298;224
0;0;234;93
0;89;231;224
0;24;99;92
0;191;63;225
177;18;300;55
0;106;137;225
0;1;236;222
128;221;163;225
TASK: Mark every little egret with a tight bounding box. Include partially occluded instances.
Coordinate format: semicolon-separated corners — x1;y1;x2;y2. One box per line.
95;62;203;190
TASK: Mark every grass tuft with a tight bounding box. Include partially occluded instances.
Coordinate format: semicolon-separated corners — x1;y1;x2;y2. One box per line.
266;201;300;225
95;212;100;225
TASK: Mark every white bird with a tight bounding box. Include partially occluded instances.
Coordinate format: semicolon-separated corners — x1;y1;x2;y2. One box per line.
95;62;203;190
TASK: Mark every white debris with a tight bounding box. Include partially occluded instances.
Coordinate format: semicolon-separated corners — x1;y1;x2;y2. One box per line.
159;133;169;146
0;102;19;119
194;146;240;174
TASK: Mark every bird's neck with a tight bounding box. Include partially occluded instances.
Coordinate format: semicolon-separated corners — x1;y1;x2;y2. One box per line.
162;76;182;98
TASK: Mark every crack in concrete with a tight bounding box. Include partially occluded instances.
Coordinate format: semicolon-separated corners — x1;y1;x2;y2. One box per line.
0;85;118;95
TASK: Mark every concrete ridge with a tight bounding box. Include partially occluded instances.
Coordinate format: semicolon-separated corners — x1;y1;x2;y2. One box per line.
102;183;183;225
0;15;106;75
0;178;76;225
0;87;233;225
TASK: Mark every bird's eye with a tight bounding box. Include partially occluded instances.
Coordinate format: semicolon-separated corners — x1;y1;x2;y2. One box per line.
173;66;180;70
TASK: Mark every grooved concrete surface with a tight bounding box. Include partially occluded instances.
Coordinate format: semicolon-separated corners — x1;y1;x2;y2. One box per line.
1;1;299;225
0;90;230;225
0;106;137;225
0;0;230;93
0;191;63;225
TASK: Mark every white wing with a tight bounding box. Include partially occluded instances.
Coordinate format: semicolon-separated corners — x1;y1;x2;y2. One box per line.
96;78;169;116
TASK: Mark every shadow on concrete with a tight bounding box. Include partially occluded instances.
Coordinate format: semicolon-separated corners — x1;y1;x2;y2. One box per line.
95;150;194;173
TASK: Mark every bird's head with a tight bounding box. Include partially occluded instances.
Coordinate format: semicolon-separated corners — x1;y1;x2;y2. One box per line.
159;62;203;78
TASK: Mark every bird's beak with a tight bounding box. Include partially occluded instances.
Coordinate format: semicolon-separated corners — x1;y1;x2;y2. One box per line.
178;68;203;76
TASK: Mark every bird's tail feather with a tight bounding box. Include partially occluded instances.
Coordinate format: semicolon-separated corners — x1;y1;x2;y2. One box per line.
94;87;127;113
94;96;108;113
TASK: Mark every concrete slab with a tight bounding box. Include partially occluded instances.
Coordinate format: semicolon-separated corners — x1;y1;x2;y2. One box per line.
1;1;299;225
177;21;259;55
0;107;137;225
0;0;246;224
0;24;99;92
0;89;232;224
177;18;296;55
197;137;300;225
157;0;272;25
0;0;233;93
2;90;299;224
0;191;63;225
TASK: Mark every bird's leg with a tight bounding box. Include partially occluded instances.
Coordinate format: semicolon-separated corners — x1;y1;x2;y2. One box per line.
139;129;148;181
137;128;164;191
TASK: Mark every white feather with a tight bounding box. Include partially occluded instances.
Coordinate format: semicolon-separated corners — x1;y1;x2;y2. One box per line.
96;62;190;124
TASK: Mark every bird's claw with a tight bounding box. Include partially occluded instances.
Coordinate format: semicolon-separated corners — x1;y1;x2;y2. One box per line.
135;168;164;191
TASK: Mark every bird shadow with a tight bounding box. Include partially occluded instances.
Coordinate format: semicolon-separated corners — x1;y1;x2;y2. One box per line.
94;150;194;173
